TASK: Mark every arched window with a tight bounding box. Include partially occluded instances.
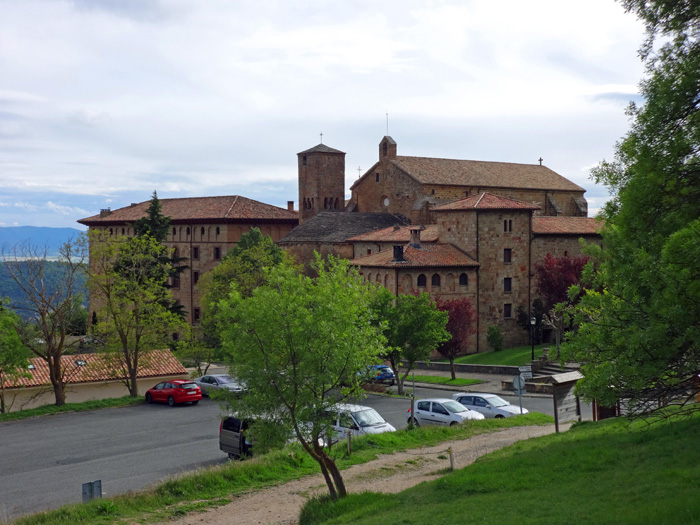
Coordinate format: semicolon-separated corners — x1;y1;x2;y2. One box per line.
109;228;113;235
172;227;176;236
431;274;441;287
459;273;468;287
200;227;205;236
186;227;190;236
216;227;220;235
401;274;412;293
417;274;427;287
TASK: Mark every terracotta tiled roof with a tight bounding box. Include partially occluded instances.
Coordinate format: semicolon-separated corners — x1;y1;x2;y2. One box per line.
434;192;541;211
350;243;478;269
279;212;408;244
3;349;187;389
78;196;298;226
533;216;604;235
298;143;345;155
391;156;584;191
348;224;439;243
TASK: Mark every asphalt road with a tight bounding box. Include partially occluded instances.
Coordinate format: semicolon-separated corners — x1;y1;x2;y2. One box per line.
0;387;588;520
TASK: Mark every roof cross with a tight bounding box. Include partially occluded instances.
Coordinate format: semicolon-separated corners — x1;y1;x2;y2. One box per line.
320;132;323;144
538;157;543;166
357;166;362;177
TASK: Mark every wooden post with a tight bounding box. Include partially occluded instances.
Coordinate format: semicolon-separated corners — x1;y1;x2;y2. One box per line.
347;431;352;456
449;447;454;471
553;386;560;433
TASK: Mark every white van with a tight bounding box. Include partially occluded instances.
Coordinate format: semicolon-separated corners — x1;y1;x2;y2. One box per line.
327;403;396;441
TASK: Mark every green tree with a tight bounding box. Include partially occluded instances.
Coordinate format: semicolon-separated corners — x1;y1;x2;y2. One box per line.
562;0;700;417
371;287;450;396
133;190;171;242
215;255;384;500
487;325;504;352
0;300;31;413
199;227;287;347
87;230;186;396
2;240;87;406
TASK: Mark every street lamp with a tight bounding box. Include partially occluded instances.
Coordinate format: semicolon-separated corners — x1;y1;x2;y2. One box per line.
530;316;536;361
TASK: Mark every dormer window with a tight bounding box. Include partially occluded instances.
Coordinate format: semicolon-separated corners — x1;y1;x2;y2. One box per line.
376;173;379;182
302;156;307;166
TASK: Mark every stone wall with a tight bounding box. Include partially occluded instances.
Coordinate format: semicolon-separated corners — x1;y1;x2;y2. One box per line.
298;150;345;224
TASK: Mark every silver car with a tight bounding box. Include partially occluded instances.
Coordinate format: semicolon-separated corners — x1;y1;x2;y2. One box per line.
407;398;484;427
194;374;246;397
451;392;528;418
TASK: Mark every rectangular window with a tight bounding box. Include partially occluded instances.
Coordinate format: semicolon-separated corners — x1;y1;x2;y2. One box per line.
192;246;199;259
504;277;512;293
504;248;512;264
194;308;200;322
214;247;221;260
504;303;512;319
193;271;199;285
172;277;180;289
367;249;372;255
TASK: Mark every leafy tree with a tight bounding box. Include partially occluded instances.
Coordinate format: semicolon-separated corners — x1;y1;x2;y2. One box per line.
534;254;590;312
215;255;384;500
86;231;186;396
436;297;475;379
2;240;86;405
0;300;31;413
173;329;219;377
562;0;700;418
371;287;450;395
133;191;171;242
486;325;504;352
199;227;287;347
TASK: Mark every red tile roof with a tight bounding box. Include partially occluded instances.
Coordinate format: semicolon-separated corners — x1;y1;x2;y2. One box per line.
348;224;439;243
391;156;584;191
434;192;541;211
3;349;187;389
78;195;298;226
533;216;604;235
350;243;478;269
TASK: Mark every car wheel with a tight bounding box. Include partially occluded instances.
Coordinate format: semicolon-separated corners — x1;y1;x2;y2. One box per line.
495;415;505;419
167;396;176;407
227;452;239;460
449;421;458;427
145;393;152;404
408;418;420;427
191;400;199;405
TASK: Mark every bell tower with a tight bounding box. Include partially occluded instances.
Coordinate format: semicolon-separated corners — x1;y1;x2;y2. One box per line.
297;142;346;224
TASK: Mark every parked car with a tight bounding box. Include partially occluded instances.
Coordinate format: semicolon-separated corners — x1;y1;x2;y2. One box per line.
452;392;528;418
360;365;396;385
407;398;484;427
145;380;202;407
194;374;247;396
219;416;253;459
326;403;396;441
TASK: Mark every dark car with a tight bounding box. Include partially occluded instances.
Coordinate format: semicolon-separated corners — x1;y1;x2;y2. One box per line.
219;416;253;459
145;380;202;407
360;365;396;385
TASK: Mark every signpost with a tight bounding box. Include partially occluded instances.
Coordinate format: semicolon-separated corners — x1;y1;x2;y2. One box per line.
519;365;533;380
512;375;526;414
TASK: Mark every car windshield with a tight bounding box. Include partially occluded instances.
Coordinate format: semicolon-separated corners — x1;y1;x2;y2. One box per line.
487;396;510;407
443;400;469;413
179;382;198;390
352;408;386;427
216;375;234;384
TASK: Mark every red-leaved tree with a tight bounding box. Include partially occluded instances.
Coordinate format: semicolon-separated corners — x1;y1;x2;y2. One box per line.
436;298;476;380
535;253;590;311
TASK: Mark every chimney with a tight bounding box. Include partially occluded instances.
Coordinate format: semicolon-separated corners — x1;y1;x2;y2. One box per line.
287;200;294;211
99;208;111;217
409;227;422;248
392;245;405;262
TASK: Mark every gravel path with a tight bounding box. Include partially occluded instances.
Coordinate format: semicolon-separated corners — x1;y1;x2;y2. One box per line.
159;424;564;525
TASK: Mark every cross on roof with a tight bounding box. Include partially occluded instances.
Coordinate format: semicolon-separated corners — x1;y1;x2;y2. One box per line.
538;157;543;166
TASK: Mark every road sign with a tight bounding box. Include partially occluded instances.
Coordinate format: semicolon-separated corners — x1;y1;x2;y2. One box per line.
512;375;525;390
513;388;526;396
520;371;533;380
519;365;532;373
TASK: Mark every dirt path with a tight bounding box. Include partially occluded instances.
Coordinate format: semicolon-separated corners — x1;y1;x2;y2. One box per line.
161;424;563;525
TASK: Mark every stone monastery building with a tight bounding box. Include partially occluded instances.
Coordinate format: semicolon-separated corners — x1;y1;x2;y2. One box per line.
79;136;602;352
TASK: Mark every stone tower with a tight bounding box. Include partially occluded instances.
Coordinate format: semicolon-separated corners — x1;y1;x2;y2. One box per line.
297;143;346;224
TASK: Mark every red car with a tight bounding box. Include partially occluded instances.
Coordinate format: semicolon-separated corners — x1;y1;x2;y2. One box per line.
145;380;202;407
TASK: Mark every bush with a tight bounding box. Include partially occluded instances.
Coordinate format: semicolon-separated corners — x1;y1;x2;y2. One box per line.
487;325;503;351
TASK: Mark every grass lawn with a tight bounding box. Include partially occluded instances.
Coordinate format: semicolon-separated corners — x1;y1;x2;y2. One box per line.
15;414;553;524
299;412;700;524
0;396;144;423
449;343;551;367
408;375;483;387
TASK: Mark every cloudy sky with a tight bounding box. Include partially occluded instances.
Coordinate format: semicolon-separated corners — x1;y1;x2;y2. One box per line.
0;0;646;229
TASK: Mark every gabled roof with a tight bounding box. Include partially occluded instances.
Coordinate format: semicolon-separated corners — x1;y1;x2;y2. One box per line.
78;195;298;226
533;216;603;235
297;144;345;155
278;212;408;244
3;349;187;389
348;224;439;243
391;156;585;191
434;192;541;211
350;243;479;269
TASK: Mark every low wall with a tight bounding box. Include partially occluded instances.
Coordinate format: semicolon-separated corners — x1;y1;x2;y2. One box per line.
414;361;521;376
2;374;188;412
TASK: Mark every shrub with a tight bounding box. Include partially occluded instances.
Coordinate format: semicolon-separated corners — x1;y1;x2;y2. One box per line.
487;325;504;351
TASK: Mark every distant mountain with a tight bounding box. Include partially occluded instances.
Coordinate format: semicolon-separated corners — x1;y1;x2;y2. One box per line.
0;226;84;257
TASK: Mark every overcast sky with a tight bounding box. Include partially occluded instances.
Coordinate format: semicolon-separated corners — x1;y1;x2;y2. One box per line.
0;0;647;229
